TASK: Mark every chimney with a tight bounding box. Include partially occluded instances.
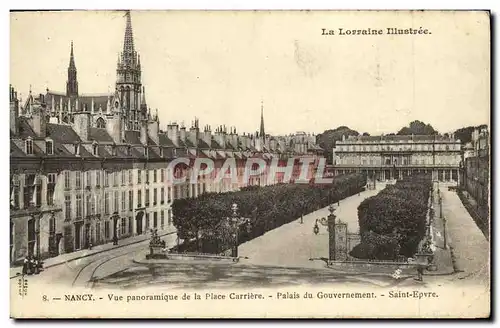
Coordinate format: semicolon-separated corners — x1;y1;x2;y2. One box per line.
140;119;148;145
228;127;239;149
179;125;187;143
167;122;179;146
9;85;19;135
30;103;47;138
72;110;91;142
214;126;226;149
201;125;212;147
188;123;199;148
148;119;159;145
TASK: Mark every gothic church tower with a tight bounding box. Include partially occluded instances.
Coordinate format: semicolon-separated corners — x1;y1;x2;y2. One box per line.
115;11;146;131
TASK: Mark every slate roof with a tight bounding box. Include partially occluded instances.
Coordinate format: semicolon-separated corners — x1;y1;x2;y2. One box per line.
90;128;113;143
46;123;82;143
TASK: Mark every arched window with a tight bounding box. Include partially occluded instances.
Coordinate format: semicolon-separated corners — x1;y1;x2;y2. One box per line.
96;117;106;129
120;86;125;107
25;138;33;155
125;86;131;110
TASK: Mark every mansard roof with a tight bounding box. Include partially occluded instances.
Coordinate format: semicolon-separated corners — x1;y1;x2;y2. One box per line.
90;128;113;143
158;133;175;147
46;123;82;143
124;130;141;145
18;117;37;139
10;141;25;157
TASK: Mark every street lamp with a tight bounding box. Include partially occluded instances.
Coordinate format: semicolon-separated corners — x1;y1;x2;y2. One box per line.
112;213;119;245
229;203;251;258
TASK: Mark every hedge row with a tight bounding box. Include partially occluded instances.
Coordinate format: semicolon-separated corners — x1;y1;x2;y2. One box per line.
350;173;432;260
172;173;367;254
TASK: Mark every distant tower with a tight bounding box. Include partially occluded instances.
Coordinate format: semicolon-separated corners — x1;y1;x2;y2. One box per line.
260;100;265;138
66;41;78;97
116;10;143;130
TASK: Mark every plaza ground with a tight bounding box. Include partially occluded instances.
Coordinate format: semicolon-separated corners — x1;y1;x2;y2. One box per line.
12;182;489;290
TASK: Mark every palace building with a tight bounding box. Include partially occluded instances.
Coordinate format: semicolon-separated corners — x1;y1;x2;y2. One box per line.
9;12;323;264
333;134;462;183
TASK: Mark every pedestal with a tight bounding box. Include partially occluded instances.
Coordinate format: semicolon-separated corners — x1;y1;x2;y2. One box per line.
146;246;168;259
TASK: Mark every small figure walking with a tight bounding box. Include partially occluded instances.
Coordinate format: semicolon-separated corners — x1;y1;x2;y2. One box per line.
112;235;118;246
415;265;424;282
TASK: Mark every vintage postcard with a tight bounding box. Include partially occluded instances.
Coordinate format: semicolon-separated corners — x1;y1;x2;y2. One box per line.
9;10;490;318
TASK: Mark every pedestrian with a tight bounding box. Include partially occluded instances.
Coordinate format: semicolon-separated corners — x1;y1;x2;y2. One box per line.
415;265;424;282
22;256;29;275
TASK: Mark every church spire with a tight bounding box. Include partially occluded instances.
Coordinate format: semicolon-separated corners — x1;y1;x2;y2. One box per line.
122;10;135;65
69;41;76;69
260;100;265;138
66;41;78;97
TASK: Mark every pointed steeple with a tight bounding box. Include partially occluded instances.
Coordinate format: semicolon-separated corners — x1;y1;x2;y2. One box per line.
69;41;76;69
122;10;135;65
66;41;78;97
260;100;265;138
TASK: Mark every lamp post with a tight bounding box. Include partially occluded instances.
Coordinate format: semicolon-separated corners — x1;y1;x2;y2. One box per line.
439;195;443;219
112;213;119;245
229;203;251;258
327;205;337;261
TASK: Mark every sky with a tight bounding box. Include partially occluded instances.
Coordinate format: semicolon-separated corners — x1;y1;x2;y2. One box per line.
10;10;490;136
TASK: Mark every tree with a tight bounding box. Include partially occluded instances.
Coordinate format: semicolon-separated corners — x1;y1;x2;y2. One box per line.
397;120;438;135
453;124;488;145
316;126;360;164
362;132;370;136
172;173;368;254
354;173;431;259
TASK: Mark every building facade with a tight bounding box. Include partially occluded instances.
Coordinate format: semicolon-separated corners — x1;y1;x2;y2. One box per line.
9;12;323;265
333;134;462;183
461;126;489;221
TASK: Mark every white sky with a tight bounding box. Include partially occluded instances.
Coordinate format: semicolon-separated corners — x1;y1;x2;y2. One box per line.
10;10;490;135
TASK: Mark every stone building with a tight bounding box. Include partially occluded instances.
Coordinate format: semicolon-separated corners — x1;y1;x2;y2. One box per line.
461;126;489;221
333;134;462;183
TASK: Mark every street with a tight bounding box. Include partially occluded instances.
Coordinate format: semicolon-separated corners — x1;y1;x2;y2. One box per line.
439;187;490;284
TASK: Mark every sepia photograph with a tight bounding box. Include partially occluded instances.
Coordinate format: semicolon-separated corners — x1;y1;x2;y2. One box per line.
9;9;490;318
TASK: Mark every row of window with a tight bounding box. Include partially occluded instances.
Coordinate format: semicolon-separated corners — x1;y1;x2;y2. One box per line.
22;138;176;158
336;143;460;152
336;156;461;166
24;138;54;156
63;183;209;221
64;186;170;220
63;169;169;190
10;174;57;209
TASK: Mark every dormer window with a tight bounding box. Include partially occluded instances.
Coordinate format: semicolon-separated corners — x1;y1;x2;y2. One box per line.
112;145;117;156
92;142;98;156
173;148;177;157
25;138;33;155
144;146;148;157
159;148;164;157
127;145;131;156
45;139;54;155
74;143;80;156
